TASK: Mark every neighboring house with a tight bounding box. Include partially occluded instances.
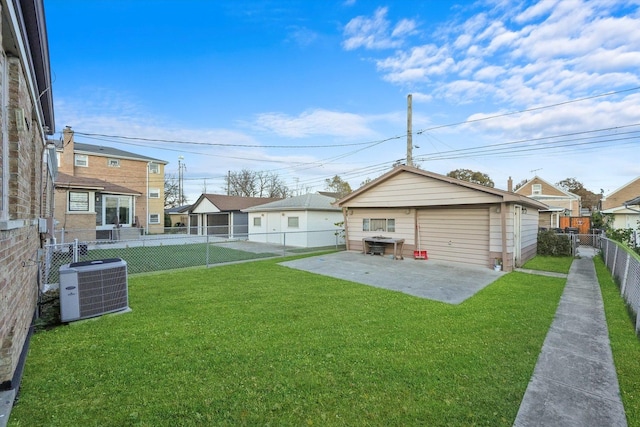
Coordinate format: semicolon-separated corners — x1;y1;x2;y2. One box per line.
336;166;548;271
165;204;191;227
54;127;168;240
514;176;581;229
189;194;282;237
243;193;345;248
601;177;640;229
0;0;55;399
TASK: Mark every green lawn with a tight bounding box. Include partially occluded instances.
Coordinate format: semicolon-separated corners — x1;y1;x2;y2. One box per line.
521;255;574;274
11;255;567;426
595;256;640;426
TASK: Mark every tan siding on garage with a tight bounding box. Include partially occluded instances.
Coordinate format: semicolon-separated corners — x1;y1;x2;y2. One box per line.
418;207;490;267
346;173;502;207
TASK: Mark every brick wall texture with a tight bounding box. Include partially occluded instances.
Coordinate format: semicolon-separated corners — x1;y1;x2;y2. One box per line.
0;55;51;385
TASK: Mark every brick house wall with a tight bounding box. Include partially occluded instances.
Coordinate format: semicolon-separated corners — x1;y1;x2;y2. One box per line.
57;128;166;235
0;56;52;387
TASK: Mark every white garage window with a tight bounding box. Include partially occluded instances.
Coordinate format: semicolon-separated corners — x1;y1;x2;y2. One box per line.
253;217;262;227
287;216;299;228
363;218;395;232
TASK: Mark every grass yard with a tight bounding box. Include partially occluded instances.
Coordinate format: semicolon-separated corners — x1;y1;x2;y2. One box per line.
521;255;574;274
595;256;640;426
11;255;567;426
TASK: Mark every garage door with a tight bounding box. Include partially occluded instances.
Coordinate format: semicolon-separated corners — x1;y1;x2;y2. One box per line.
417;207;489;267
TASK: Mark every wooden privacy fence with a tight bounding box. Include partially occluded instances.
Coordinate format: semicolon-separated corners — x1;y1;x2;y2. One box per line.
601;237;640;334
559;216;591;234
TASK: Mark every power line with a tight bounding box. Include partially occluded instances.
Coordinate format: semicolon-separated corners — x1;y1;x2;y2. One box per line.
415;86;640;134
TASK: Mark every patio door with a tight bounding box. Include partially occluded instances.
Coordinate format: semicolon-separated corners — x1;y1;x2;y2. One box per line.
98;195;133;229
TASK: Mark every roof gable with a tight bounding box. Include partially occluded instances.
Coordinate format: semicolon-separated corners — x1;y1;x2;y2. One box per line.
514;176;579;199
191;194;283;212
337;166;547;209
602;176;640;210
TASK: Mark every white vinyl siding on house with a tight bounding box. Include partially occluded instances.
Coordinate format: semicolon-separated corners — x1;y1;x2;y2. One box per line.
418;207;489;267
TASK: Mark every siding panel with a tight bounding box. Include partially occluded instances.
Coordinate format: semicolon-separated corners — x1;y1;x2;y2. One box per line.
418;208;489;267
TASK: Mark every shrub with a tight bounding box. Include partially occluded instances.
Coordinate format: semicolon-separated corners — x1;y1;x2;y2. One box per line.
537;230;571;256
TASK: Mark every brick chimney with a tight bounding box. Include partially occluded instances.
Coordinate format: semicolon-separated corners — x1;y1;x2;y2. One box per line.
58;126;75;175
507;176;513;192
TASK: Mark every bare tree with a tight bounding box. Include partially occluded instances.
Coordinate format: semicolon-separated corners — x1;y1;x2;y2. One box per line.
164;174;184;208
225;169;289;198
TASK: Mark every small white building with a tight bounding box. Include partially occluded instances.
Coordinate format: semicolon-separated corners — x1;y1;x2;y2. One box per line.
243;193;345;248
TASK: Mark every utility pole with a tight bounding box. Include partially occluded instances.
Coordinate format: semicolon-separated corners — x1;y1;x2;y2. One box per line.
178;156;185;205
407;94;413;167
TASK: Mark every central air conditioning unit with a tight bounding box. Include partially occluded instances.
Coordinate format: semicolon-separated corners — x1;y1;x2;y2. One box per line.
59;258;130;322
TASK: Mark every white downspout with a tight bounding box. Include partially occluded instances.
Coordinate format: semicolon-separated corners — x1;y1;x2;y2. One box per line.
146;162;149;235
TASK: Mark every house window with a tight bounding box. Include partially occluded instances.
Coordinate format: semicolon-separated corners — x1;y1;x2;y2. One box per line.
532;184;542;195
75;154;88;167
287;216;299;228
149;213;160;224
253;217;262;227
149;188;160;198
148;163;159;174
68;191;90;212
107;158;120;167
103;195;133;226
363;218;395;232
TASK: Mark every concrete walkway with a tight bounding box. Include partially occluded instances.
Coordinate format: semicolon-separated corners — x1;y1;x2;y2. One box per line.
514;251;628;426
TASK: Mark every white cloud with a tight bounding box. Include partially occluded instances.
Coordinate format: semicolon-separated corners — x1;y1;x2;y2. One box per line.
342;7;417;50
253;109;378;138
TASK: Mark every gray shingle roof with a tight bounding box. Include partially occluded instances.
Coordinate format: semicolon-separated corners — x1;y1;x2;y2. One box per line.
74;142;168;164
243;193;341;212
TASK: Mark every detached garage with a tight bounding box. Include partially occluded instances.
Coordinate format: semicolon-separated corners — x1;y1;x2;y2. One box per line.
336;166;548;271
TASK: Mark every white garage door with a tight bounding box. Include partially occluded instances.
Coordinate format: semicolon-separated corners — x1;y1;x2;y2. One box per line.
417;207;490;267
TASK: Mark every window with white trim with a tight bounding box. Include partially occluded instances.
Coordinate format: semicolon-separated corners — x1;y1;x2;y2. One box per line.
68;191;90;212
287;216;299;228
253;217;262;227
149;213;160;224
363;218;395;232
148;163;159;174
107;158;120;167
149;188;160;198
532;184;542;195
75;154;88;167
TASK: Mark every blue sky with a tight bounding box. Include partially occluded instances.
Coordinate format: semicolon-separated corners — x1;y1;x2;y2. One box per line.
45;0;640;202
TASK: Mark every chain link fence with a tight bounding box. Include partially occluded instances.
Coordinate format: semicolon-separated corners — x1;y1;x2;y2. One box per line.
41;228;345;289
601;237;640;334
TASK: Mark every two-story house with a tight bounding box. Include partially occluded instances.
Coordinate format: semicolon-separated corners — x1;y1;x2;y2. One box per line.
514;176;581;229
601;177;640;229
0;0;55;409
54;127;168;241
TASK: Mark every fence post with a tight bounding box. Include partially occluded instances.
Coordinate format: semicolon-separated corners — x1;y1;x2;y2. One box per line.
72;238;79;263
206;234;210;268
620;253;630;295
283;232;286;256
